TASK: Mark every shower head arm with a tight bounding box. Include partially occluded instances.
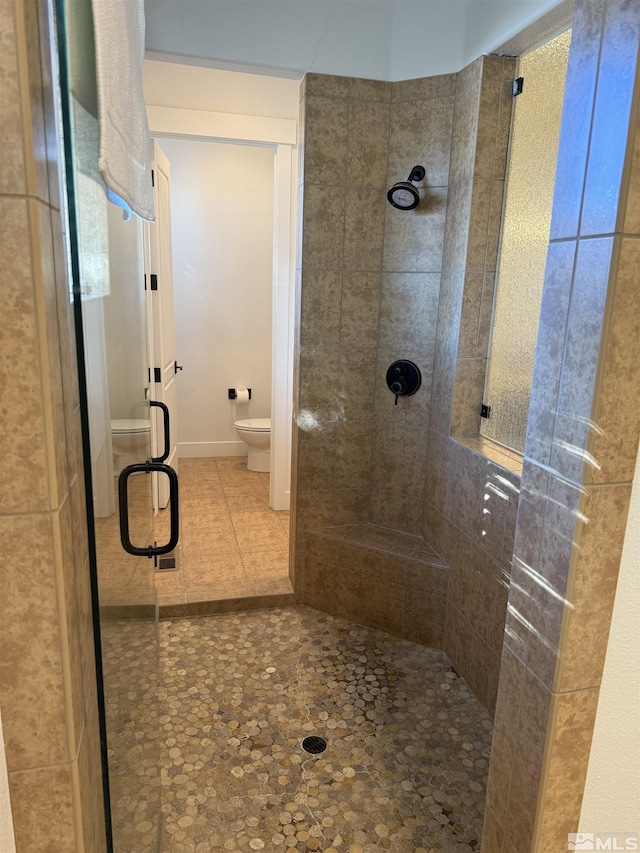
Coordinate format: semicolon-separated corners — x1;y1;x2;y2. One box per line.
407;165;426;183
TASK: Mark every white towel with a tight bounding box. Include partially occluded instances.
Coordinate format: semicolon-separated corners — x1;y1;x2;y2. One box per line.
91;0;155;221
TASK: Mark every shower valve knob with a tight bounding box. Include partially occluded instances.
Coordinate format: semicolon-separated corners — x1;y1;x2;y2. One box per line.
386;360;421;405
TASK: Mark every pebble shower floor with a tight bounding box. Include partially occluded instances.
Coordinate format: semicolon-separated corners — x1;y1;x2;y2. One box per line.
102;607;493;852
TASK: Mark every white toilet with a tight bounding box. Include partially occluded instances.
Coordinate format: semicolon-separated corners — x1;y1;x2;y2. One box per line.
234;418;271;472
111;419;151;473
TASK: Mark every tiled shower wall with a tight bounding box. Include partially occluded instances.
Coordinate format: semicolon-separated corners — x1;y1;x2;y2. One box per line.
484;1;640;849
425;56;522;714
293;73;391;555
0;0;105;849
369;74;454;532
293;57;522;715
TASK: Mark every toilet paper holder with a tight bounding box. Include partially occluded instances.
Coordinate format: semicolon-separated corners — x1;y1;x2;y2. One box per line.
228;388;252;400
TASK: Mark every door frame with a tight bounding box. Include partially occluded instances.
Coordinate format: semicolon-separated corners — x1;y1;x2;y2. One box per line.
147;106;297;510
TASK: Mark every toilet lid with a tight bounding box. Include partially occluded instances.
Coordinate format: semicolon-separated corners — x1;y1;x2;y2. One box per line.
234;418;271;432
111;419;151;434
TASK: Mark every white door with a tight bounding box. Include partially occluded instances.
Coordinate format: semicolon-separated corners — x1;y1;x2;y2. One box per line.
146;142;179;508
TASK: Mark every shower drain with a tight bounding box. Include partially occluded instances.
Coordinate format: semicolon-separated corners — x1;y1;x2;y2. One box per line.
301;736;327;755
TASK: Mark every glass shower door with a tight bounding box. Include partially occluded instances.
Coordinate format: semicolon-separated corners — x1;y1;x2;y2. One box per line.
56;1;172;849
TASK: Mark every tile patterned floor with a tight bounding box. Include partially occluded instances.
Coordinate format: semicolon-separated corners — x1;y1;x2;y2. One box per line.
104;607;493;853
155;457;292;605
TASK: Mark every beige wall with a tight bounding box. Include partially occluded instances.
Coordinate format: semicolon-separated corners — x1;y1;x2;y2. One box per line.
0;0;105;849
157;138;275;458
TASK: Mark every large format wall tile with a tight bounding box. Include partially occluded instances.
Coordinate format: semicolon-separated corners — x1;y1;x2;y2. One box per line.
0;513;69;771
382;186;447;272
340;272;380;349
449;63;481;187
9;764;77;853
0;0;26;195
580;0;640;236
299;270;342;349
441;178;473;272
624;117;640;234
371;422;428;500
304;73;350;100
535;688;600;853
334;420;373;489
302;96;349;186
587;237;640;483
485;648;525;831
377;272;440;353
77;702;107;853
555;482;632;693
350;77;391;103
445;601;501;714
549;236;613;483
503;669;552;853
524;240;577;468
301;185;345;269
337;346;378;421
387;96;455;188
344;187;386;270
434;272;464;360
17;0;50;206
34;200;69;508
347;101;390;188
298;347;339;423
0;197;50;515
391;73;456;102
550;0;606;240
369;487;424;533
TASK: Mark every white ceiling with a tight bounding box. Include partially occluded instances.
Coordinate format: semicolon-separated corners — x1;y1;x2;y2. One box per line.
144;0;565;82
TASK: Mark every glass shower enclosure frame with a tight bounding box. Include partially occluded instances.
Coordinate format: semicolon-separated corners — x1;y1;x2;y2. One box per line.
53;1;178;849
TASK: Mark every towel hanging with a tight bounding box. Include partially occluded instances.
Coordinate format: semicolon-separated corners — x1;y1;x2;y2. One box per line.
91;0;155;221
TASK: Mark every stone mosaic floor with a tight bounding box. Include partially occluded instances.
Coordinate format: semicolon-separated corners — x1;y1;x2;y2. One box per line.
103;606;493;852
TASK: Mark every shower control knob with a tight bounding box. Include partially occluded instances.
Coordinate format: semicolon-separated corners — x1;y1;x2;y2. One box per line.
386;360;421;406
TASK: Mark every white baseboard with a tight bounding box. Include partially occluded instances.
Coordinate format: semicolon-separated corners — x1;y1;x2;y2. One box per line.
178;441;248;458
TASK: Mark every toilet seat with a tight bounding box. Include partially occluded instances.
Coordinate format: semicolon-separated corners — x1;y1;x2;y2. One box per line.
111;419;151;434
234;418;271;432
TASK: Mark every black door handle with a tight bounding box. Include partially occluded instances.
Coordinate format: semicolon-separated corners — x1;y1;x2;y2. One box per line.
149;400;170;463
118;462;179;557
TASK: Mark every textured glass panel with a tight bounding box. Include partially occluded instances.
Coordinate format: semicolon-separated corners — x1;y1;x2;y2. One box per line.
482;29;571;454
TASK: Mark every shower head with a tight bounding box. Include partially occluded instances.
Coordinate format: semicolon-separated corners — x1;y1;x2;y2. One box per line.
387;165;426;210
